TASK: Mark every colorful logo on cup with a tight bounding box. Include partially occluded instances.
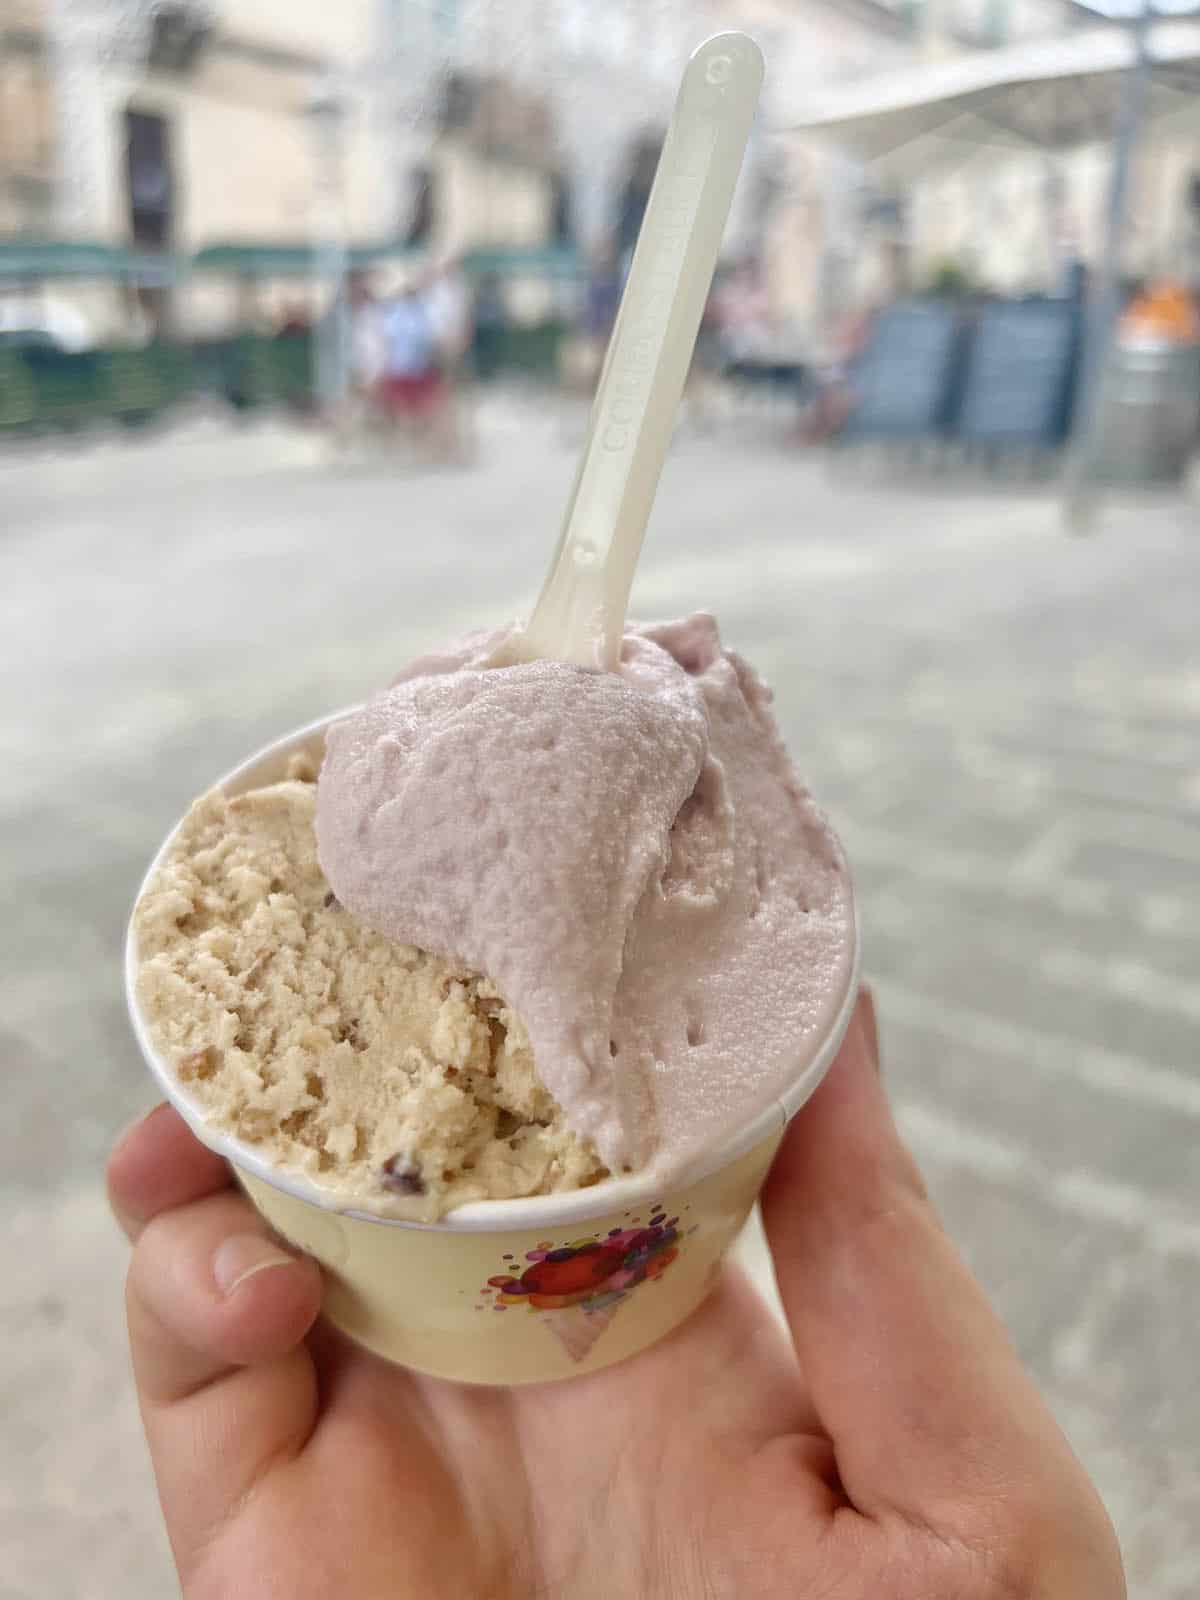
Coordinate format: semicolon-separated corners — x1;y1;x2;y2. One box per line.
477;1206;692;1362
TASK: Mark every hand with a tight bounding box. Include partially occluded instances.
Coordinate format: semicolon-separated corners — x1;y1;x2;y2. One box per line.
109;993;1124;1599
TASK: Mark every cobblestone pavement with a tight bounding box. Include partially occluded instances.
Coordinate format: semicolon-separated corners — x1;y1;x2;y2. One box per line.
2;404;1197;1597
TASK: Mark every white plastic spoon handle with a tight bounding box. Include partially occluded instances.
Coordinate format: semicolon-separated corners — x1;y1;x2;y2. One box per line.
523;32;764;670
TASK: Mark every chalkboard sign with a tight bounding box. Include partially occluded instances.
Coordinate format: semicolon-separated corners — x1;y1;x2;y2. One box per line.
843;301;964;441
955;299;1081;448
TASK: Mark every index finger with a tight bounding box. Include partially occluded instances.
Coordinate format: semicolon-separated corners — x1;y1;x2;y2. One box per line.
108;1103;232;1242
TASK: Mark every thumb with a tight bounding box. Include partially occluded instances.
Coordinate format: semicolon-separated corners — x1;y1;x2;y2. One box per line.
127;1188;323;1575
761;991;1089;1534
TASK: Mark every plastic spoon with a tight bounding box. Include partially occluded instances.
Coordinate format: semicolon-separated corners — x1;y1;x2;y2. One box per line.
510;32;764;671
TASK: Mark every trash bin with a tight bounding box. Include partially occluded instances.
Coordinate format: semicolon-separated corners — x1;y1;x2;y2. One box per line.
1093;339;1200;485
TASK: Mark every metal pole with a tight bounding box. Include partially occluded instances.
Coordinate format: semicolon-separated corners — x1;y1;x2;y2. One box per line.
1061;0;1153;534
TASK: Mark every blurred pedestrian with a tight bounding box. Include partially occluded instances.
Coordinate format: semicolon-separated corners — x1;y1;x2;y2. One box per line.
564;242;620;398
426;255;473;363
711;256;786;422
717;257;775;381
470;272;507;384
683;282;726;430
379;276;444;454
343;271;387;445
801;301;876;444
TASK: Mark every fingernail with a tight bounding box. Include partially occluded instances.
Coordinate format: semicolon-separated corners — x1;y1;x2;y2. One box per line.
858;984;882;1075
213;1234;300;1297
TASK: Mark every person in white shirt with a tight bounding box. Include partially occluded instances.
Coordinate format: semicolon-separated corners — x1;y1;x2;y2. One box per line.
376;280;443;447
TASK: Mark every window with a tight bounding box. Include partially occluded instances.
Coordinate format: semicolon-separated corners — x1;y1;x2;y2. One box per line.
124;108;173;250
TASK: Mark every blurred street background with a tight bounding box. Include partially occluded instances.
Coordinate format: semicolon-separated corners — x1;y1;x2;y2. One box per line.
2;0;1199;1595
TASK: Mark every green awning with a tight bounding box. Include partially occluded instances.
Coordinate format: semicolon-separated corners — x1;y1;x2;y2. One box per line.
351;241;425;268
192;241;423;276
461;246;580;278
0;237;581;284
191;242;582;279
0;240;178;283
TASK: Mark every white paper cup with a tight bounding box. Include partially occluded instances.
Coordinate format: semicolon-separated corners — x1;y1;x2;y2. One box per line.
126;714;860;1385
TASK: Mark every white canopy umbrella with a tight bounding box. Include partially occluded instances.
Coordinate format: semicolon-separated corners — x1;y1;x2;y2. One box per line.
786;16;1200;528
789;20;1200;167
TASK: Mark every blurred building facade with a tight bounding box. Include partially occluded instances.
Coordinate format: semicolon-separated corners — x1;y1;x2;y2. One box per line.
2;0;1197;347
1;0;906;342
0;0;565;334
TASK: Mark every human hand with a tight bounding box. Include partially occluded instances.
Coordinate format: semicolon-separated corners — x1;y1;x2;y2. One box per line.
108;992;1124;1598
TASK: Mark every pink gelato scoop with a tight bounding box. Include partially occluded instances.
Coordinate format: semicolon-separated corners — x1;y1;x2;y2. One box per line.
316;614;854;1182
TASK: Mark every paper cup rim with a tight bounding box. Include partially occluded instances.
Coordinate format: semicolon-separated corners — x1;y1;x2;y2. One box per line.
125;710;861;1234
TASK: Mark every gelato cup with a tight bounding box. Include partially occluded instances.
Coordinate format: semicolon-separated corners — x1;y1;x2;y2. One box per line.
126;714;860;1385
